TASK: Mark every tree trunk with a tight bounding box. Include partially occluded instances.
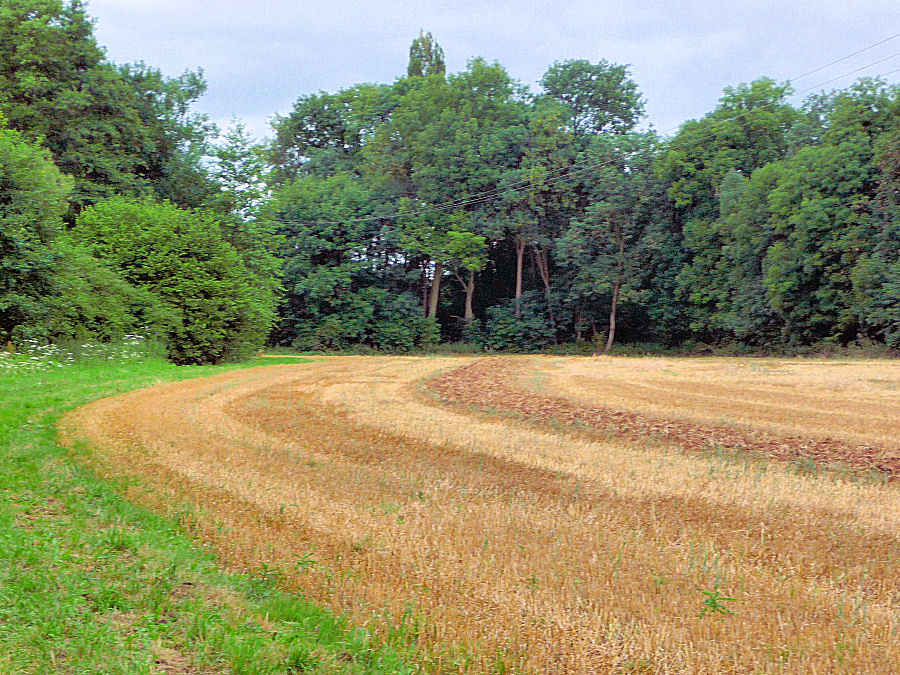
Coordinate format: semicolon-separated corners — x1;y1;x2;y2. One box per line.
604;223;626;353
514;236;525;316
464;268;475;323
532;246;557;341
427;260;442;319
421;260;429;315
605;282;620;353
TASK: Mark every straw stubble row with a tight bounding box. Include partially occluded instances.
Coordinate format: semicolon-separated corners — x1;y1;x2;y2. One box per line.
60;356;900;672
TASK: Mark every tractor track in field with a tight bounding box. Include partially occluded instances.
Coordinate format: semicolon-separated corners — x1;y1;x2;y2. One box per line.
426;357;900;479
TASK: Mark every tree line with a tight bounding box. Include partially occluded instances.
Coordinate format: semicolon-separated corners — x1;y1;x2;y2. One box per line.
0;0;279;363
1;5;898;362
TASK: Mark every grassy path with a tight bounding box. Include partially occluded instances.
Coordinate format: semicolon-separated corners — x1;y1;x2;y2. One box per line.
0;353;412;674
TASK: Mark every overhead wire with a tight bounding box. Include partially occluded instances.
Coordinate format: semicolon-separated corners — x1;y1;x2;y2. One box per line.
784;31;900;82
426;46;900;215
272;32;900;227
383;36;900;216
274;47;900;225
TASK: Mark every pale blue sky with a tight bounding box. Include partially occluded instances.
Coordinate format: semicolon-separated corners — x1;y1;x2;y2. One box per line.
86;1;900;141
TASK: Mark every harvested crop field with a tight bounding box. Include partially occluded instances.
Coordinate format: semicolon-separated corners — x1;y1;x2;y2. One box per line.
429;356;900;478
61;355;900;673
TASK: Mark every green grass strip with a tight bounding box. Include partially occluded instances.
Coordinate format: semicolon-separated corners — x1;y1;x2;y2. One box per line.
0;351;414;674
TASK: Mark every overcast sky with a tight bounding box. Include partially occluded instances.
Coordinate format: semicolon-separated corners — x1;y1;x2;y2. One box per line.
85;1;900;142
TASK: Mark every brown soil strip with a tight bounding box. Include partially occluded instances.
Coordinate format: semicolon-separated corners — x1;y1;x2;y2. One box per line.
426;357;900;479
235;384;900;582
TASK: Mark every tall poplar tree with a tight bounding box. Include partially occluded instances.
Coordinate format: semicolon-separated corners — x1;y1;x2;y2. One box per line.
407;30;446;78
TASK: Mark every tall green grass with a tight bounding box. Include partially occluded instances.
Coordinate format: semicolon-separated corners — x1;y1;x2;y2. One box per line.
0;346;413;674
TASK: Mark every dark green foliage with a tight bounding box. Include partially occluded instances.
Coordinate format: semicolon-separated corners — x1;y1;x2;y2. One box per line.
658;78;798;219
292;289;438;352
673;79;900;347
0;6;273;360
0;0;213;210
388;58;528;204
117;62;218;209
540;59;645;137
3;7;898;356
268;173;437;351
557;133;663;349
658;78;801;338
0;125;70;342
407;30;446;78
36;241;164;344
268;172;376;343
269;40;899;354
0;124;165;345
270;84;396;182
861;128;900;346
485;292;556;352
72;198;275;364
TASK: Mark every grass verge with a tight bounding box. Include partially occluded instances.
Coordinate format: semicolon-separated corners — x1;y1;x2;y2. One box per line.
0;352;414;674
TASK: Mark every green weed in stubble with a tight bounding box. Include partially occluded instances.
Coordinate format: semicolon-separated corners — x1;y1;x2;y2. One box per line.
292;549;317;573
699;588;739;618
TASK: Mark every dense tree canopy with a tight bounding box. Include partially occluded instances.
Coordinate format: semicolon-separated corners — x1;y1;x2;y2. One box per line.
540;59;645;138
0;0;213;211
268;55;899;352
1;6;897;357
0;123;72;342
0;3;276;362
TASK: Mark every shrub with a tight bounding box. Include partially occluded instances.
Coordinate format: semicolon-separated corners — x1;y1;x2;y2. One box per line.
291;290;438;352
485;292;555;352
72;197;275;364
460;320;486;348
0;125;72;343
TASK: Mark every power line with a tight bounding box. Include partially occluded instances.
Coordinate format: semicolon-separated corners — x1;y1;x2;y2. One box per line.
430;47;900;215
420;38;900;215
426;46;900;213
272;32;900;227
273;49;900;226
786;31;900;83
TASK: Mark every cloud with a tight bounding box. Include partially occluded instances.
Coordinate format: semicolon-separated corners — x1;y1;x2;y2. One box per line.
86;0;900;139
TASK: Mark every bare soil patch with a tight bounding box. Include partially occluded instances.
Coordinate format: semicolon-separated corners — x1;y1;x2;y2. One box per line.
427;357;900;479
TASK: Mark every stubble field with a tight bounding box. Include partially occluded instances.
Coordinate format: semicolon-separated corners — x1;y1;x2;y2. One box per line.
61;355;900;673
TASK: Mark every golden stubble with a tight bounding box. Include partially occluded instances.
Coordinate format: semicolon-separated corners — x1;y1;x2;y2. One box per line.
531;355;900;447
60;356;900;673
